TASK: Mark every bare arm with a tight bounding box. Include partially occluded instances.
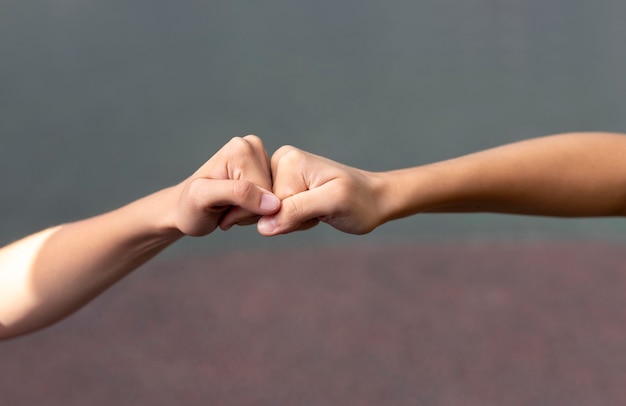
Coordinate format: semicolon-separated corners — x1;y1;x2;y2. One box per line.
256;132;626;236
0;135;280;340
382;132;626;219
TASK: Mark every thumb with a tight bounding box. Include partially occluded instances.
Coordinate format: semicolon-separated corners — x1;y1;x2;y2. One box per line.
187;178;280;215
178;178;281;237
257;186;335;236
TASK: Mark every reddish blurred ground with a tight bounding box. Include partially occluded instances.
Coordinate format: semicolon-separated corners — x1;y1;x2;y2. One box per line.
2;242;626;405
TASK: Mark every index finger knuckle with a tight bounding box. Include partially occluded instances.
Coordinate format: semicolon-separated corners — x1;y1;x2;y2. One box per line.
231;180;256;202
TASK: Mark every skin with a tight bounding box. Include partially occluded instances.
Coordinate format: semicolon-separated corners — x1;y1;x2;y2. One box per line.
256;132;626;236
0;135;280;340
3;131;626;340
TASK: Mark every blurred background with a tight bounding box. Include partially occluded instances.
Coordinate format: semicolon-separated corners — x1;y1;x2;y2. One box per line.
2;0;626;253
2;1;626;405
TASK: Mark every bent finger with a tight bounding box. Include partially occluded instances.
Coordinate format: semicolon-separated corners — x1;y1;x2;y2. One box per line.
187;178;280;217
256;184;337;236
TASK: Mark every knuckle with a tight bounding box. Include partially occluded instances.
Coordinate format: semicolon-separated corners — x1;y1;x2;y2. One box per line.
242;134;263;148
186;178;209;211
272;145;296;161
283;198;304;224
231;180;255;202
228;136;250;151
222;137;261;177
272;145;304;168
224;136;255;156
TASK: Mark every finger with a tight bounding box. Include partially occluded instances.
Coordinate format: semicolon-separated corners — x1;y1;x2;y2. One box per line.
244;135;272;186
270;145;311;199
256;217;320;235
187;178;280;218
290;218;321;232
229;135;273;190
194;135;271;186
218;135;274;227
219;206;263;231
257;183;338;236
270;144;298;177
241;134;266;157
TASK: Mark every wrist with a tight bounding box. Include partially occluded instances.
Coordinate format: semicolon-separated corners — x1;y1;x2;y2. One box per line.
365;170;405;228
373;164;452;224
124;185;186;242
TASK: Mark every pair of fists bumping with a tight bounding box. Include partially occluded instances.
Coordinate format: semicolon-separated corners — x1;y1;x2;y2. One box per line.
173;135;385;238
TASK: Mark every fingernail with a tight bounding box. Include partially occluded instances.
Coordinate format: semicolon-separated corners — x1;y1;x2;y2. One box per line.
260;193;280;212
258;217;277;234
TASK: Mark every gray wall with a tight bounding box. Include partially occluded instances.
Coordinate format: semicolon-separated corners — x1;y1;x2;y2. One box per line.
2;0;626;257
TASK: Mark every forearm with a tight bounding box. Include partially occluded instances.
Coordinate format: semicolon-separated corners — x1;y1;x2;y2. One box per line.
0;135;280;340
378;132;626;222
0;186;183;339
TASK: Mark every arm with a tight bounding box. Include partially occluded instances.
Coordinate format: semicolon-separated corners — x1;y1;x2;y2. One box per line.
0;135;280;340
256;132;626;236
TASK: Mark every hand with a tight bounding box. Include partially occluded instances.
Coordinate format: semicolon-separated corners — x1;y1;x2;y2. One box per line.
257;146;385;236
174;135;280;236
